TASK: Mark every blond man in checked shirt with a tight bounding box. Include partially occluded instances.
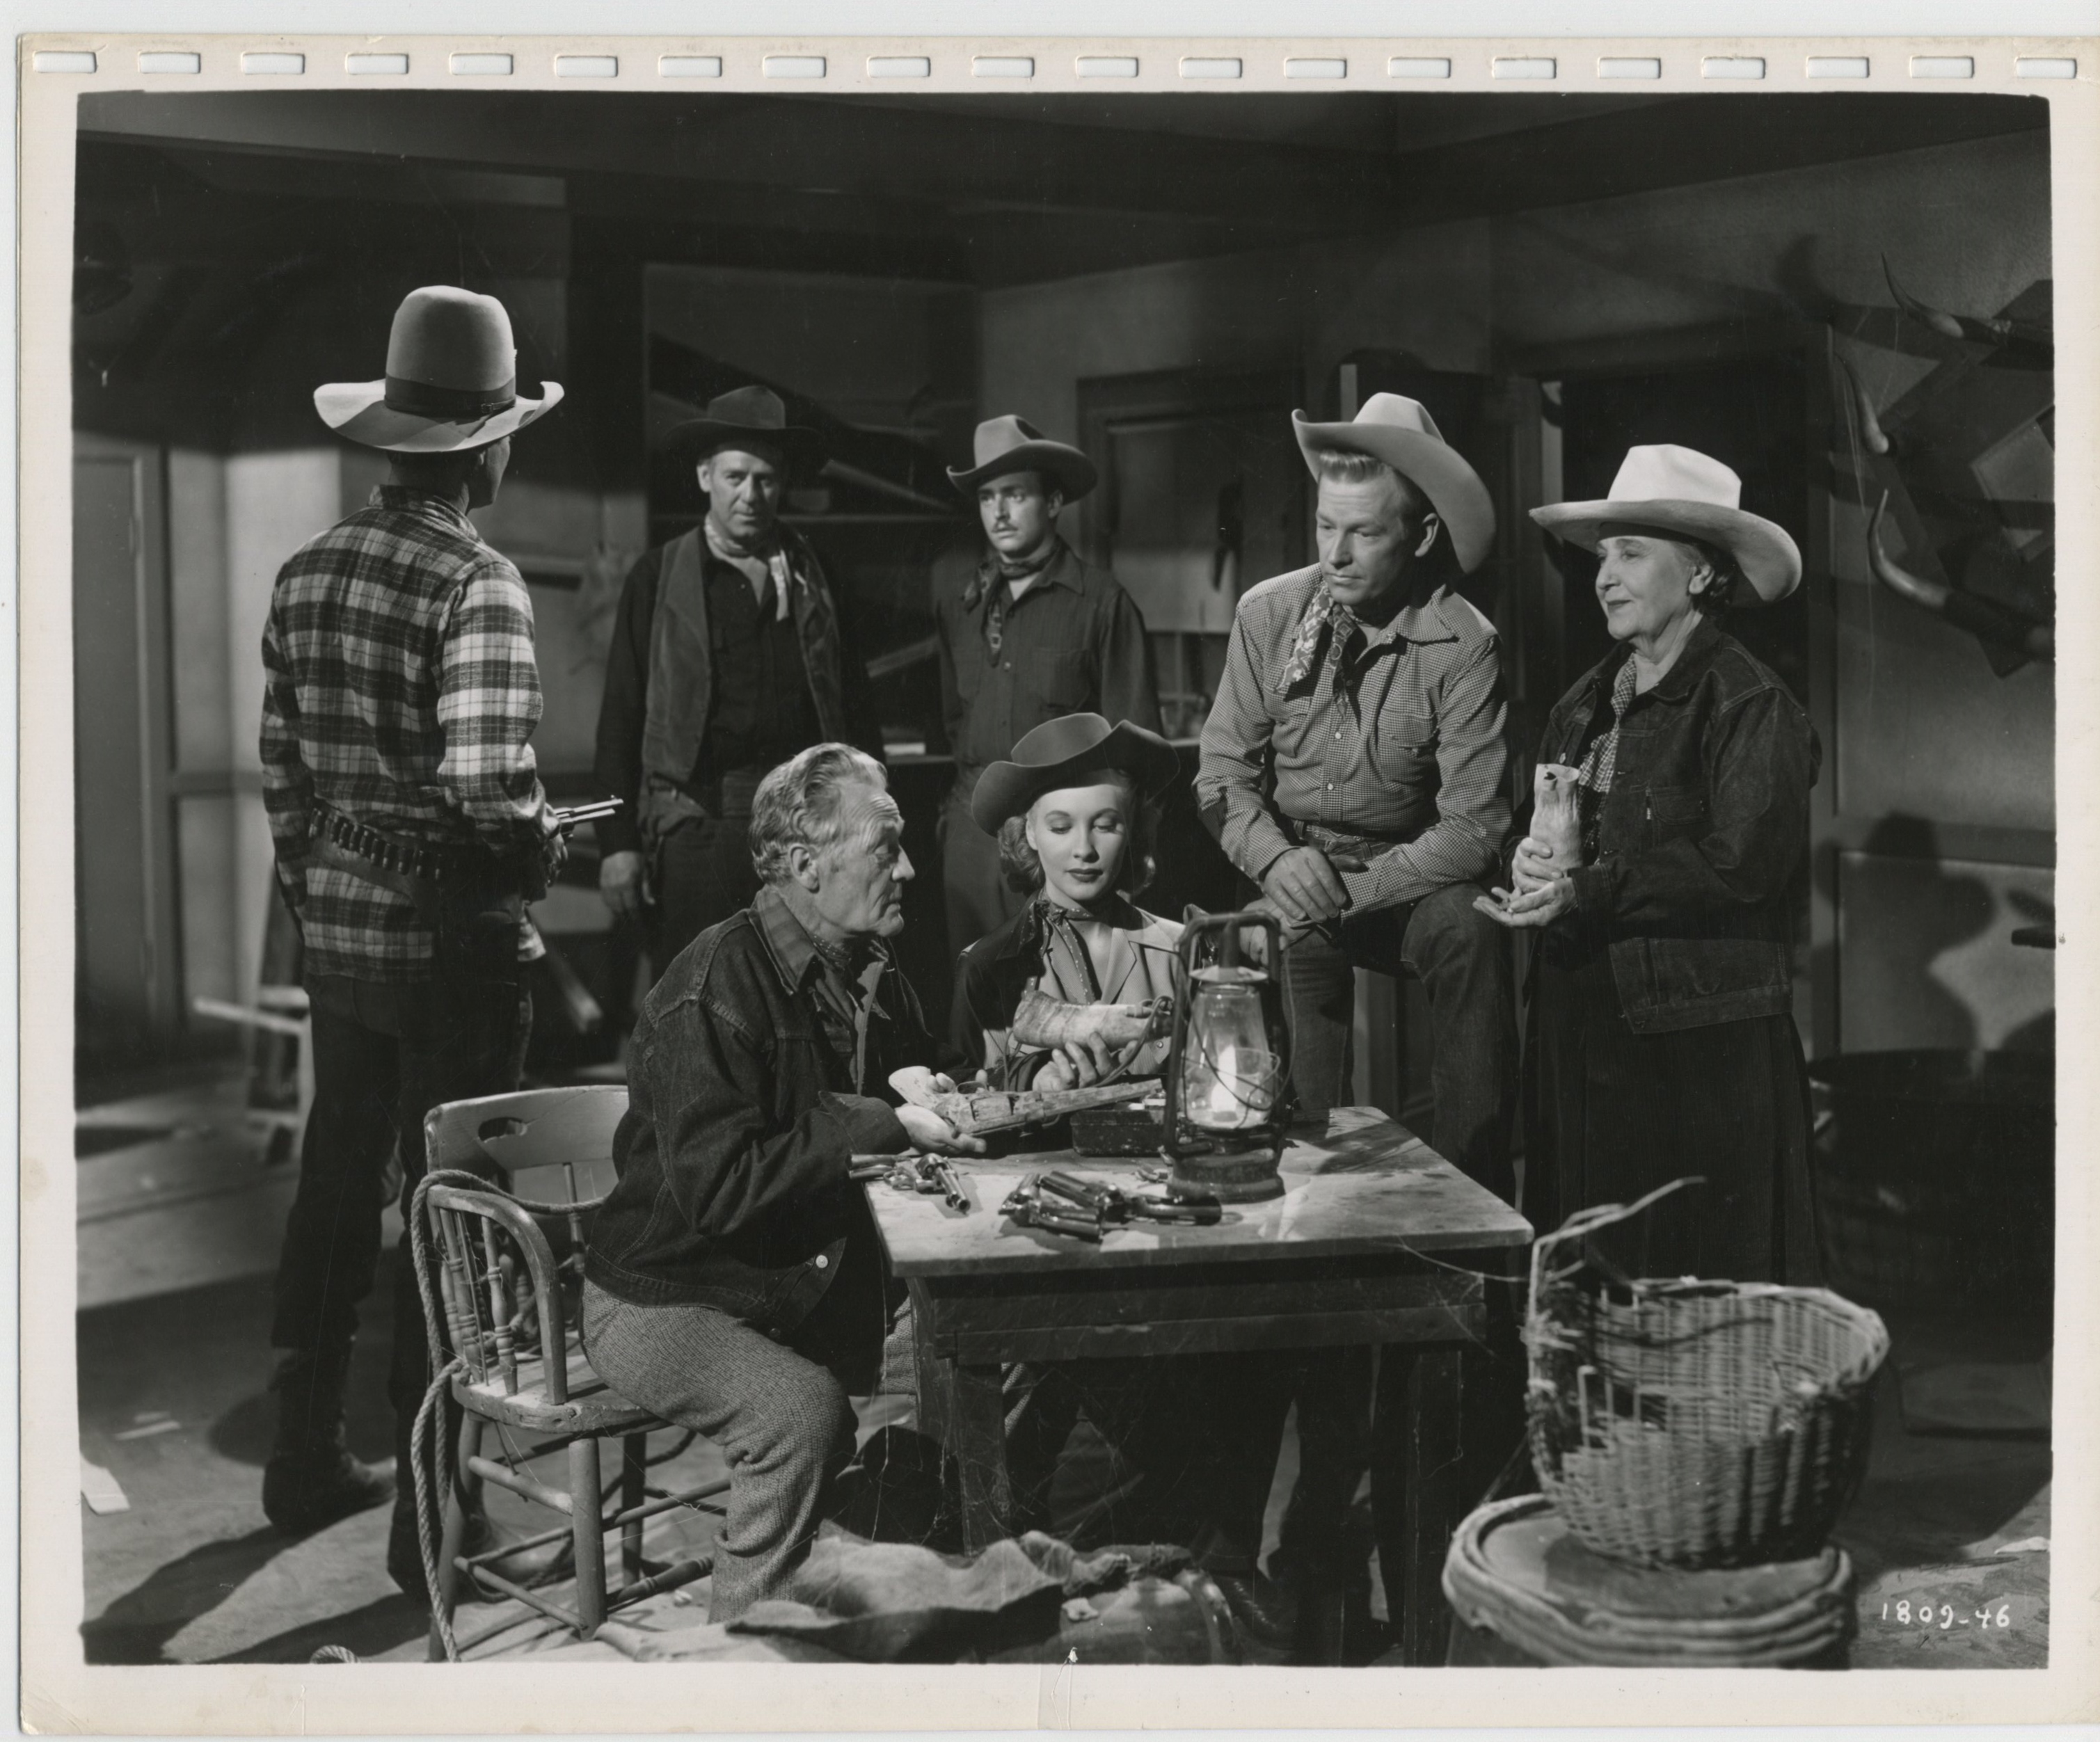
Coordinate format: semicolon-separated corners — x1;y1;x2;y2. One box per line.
1193;396;1520;1629
258;288;564;1599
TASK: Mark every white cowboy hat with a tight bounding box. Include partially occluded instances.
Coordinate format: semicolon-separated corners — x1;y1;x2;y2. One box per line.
314;286;564;453
1530;445;1801;604
1291;393;1496;574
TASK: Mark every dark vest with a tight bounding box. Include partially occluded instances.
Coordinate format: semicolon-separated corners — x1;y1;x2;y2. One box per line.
637;526;852;841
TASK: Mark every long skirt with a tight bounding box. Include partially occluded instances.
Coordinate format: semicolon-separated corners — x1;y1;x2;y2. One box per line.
1525;944;1818;1286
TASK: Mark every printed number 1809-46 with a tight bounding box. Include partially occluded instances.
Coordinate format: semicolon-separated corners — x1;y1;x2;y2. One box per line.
1882;1601;2016;1629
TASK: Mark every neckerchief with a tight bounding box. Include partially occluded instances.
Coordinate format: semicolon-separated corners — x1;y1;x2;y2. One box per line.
1275;579;1358;695
803;936;888;1094
1577;656;1641;797
962;538;1062;653
705;518;795;623
1021;897;1104;1004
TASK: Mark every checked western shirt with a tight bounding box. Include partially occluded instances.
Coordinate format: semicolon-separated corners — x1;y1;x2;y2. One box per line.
260;485;554;982
1196;564;1511;915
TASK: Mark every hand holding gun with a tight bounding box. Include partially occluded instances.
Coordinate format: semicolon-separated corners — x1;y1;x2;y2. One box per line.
550;797;623;836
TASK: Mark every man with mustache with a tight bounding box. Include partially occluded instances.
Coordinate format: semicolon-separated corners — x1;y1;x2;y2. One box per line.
1192;393;1518;1641
594;387;885;979
935;416;1161;962
583;743;980;1619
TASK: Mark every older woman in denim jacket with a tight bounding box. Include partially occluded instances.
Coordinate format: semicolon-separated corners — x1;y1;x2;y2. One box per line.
1480;447;1820;1284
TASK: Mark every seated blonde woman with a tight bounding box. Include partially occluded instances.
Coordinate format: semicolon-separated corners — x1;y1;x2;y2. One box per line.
950;713;1184;1090
945;714;1218;1558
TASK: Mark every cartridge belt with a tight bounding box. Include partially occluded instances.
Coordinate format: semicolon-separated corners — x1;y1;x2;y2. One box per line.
307;804;490;885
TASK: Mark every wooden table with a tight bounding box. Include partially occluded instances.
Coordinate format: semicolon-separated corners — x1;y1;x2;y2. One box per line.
865;1105;1532;1663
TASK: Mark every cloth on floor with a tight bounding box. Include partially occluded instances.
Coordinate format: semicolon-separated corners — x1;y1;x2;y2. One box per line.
1016;1529;1193;1596
729;1534;1063;1660
575;1544;1237;1667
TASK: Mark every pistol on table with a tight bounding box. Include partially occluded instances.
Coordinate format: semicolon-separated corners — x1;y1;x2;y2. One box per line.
1000;1170;1223;1242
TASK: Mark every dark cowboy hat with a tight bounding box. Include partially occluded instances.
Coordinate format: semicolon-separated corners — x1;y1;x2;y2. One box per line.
969;712;1179;835
948;415;1098;502
670;385;827;470
314;286;563;454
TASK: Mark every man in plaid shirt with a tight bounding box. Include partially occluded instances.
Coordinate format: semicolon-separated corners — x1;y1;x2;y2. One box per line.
258;287;564;1599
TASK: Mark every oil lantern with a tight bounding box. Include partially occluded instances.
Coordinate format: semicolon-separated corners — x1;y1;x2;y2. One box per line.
1162;909;1294;1203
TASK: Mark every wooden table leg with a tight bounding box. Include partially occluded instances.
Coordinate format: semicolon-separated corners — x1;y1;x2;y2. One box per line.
909;1281;1011;1550
1377;1343;1463;1666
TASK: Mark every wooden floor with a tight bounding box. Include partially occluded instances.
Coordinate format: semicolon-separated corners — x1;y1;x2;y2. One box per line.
75;1069;2052;1669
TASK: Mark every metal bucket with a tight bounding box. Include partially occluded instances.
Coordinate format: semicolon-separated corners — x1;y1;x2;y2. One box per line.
1805;1049;2053;1316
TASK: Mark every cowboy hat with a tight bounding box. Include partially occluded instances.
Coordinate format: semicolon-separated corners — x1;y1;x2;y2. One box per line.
314;286;563;454
1292;393;1495;574
970;713;1179;835
948;415;1098;502
1529;445;1801;603
670;385;826;471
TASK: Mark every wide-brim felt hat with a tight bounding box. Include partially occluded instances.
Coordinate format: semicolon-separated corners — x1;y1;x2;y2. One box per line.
670;385;827;470
1529;444;1801;603
314;285;563;454
1292;393;1495;574
948;415;1098;502
969;713;1179;835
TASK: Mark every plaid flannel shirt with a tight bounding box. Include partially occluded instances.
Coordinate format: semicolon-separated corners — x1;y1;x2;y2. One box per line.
260;486;552;982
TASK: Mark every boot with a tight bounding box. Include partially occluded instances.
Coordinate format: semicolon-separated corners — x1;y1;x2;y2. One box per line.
262;1347;395;1535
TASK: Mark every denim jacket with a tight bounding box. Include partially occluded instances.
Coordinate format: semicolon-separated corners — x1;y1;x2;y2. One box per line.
583;888;929;1329
1537;617;1819;1035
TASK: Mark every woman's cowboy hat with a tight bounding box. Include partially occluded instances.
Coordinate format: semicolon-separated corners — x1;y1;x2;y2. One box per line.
1530;445;1802;603
1292;393;1496;574
313;286;563;454
970;713;1179;835
671;385;826;471
948;415;1098;502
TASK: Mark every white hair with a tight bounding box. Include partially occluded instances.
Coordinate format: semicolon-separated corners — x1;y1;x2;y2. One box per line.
748;744;891;885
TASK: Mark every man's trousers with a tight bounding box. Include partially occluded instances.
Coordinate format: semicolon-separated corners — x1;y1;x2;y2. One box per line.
578;1237;886;1623
270;964;531;1511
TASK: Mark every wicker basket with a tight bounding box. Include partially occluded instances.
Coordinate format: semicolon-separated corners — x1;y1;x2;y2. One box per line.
1526;1194;1890;1570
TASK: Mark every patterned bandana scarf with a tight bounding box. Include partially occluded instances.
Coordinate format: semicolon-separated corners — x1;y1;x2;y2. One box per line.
1023;897;1104;1003
965;539;1060;660
1274;580;1360;696
1577;655;1641;797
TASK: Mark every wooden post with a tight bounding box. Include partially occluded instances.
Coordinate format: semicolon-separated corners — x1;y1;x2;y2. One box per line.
1374;1343;1464;1666
569;1435;607;1638
911;1281;1010;1549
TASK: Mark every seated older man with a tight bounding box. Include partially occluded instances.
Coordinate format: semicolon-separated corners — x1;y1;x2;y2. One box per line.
582;743;979;1622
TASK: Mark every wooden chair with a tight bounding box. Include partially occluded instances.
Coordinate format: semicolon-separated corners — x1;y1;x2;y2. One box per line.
415;1087;727;1659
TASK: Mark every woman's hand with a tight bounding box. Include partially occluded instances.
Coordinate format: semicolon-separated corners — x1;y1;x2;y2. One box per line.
895;1103;985;1156
1474;875;1578;929
887;1066;958;1109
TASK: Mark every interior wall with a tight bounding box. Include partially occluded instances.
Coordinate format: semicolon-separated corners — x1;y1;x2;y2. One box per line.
979;127;2054;1064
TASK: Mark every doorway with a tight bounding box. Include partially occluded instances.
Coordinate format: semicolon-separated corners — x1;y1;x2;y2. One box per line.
74;436;180;1071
